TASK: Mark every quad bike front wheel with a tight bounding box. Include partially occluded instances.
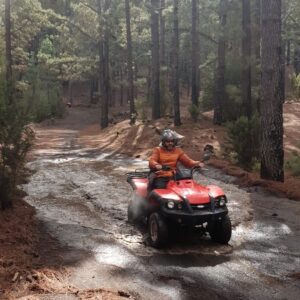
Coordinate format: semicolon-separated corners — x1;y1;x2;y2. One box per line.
148;213;168;248
209;215;232;244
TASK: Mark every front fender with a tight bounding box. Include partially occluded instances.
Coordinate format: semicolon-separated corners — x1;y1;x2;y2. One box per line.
207;185;225;198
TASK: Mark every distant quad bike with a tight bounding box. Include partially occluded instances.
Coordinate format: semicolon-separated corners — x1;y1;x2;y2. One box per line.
126;162;232;248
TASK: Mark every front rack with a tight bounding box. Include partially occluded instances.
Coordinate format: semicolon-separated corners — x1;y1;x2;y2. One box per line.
126;168;150;179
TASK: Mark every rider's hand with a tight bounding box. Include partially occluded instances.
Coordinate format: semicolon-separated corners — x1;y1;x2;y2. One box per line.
198;162;205;168
155;164;162;170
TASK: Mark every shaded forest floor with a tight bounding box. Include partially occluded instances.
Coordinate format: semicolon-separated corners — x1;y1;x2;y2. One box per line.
1;99;300;299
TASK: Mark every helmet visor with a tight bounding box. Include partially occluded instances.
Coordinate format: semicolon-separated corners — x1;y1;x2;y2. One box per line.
164;140;175;144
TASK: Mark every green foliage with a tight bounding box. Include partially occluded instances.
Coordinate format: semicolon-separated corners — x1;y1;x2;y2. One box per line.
29;81;64;122
188;103;200;122
225;84;242;120
285;151;300;177
223;54;243;120
201;85;214;111
23;43;65;122
199;54;216;111
225;113;260;170
36;78;62;121
0;99;35;208
290;73;300;100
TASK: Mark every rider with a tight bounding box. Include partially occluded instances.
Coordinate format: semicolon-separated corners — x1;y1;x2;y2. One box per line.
148;129;204;189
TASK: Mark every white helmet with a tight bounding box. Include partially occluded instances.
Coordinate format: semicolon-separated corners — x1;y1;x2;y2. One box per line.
161;129;178;149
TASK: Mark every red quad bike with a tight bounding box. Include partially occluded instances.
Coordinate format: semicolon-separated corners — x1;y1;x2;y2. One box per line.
126;163;232;248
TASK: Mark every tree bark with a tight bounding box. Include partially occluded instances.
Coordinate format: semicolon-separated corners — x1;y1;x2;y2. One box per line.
191;0;200;107
242;0;252;119
286;39;290;66
173;0;181;126
294;46;300;75
90;77;98;104
5;0;13;104
98;0;110;129
151;0;161;119
134;61;138;99
101;25;110;128
213;0;227;125
253;0;261;113
120;68;124;106
254;0;261;61
261;0;284;182
160;0;165;66
125;0;136;124
68;80;73;105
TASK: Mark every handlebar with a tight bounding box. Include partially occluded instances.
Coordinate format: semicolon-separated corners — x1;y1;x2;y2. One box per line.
161;165;172;171
158;165;205;172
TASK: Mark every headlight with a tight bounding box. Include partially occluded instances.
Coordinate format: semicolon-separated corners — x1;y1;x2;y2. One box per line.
166;200;183;210
167;201;175;209
217;196;227;207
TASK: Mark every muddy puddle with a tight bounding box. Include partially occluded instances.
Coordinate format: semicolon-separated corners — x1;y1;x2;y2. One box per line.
22;131;300;300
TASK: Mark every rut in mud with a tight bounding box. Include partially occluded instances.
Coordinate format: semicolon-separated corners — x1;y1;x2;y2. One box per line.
22;127;300;300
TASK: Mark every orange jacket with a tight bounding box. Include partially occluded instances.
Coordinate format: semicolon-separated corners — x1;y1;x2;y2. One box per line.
149;146;200;177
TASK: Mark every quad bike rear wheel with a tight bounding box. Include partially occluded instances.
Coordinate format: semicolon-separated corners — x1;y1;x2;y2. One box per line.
209;215;232;244
148;213;168;248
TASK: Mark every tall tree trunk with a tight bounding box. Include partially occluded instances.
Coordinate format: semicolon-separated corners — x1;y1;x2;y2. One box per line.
101;26;110;128
111;87;115;107
173;0;181;126
90;77;98;104
261;0;284;182
294;46;300;75
151;0;161;119
134;61;138;99
168;33;174;94
242;0;252;119
253;0;261;113
160;0;165;66
125;0;136;124
98;0;110;129
147;65;151;103
68;80;73;105
160;0;167;117
213;0;227;125
5;0;13;104
1;0;13;210
120;68;124;106
191;0;200;107
254;0;261;61
286;39;290;66
97;0;103;120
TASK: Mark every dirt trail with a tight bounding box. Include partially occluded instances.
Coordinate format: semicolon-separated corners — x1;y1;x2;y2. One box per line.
2;105;300;299
15;107;300;299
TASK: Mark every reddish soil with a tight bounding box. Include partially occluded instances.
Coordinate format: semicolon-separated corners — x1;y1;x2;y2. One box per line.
0;197;126;299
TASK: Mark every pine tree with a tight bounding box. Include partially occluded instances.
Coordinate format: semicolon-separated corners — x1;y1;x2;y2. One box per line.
213;0;228;125
173;0;181;126
242;0;252;119
125;0;136;125
261;0;284;181
151;0;161;119
191;0;200;107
